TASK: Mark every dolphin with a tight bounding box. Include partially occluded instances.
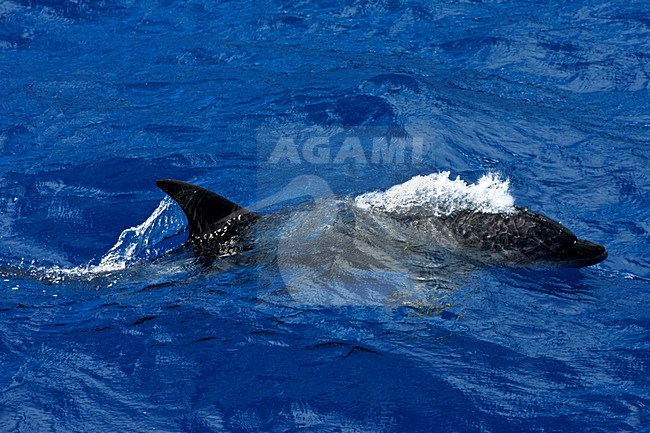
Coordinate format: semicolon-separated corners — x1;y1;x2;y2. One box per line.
155;179;607;268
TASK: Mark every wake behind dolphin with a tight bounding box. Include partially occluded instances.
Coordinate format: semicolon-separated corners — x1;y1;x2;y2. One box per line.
157;172;607;269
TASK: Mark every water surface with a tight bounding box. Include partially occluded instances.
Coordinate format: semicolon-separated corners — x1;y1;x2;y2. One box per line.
1;1;648;432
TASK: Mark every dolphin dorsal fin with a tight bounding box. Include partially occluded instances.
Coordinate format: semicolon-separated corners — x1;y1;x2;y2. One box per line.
156;179;257;239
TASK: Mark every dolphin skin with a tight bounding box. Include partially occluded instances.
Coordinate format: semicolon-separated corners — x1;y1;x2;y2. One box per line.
442;208;607;268
156;179;607;268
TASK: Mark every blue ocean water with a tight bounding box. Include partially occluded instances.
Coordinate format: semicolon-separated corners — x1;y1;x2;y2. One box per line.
1;0;649;431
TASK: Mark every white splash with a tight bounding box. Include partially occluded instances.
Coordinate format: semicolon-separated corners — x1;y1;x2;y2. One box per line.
355;172;516;216
41;197;185;282
94;197;178;272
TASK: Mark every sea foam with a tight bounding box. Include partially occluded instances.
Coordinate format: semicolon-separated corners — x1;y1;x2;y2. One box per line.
354;172;516;217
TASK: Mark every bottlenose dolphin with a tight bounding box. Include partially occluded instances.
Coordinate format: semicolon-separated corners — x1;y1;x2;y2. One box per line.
156;178;607;268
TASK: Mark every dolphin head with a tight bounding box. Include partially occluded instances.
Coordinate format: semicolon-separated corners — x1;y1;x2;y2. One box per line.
545;237;608;268
513;209;607;267
526;227;608;268
447;208;607;268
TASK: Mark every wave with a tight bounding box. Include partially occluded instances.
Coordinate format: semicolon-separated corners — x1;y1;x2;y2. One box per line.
36;198;187;283
354;171;515;217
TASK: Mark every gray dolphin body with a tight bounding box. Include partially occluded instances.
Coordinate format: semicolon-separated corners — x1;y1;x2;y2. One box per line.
156;179;607;268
